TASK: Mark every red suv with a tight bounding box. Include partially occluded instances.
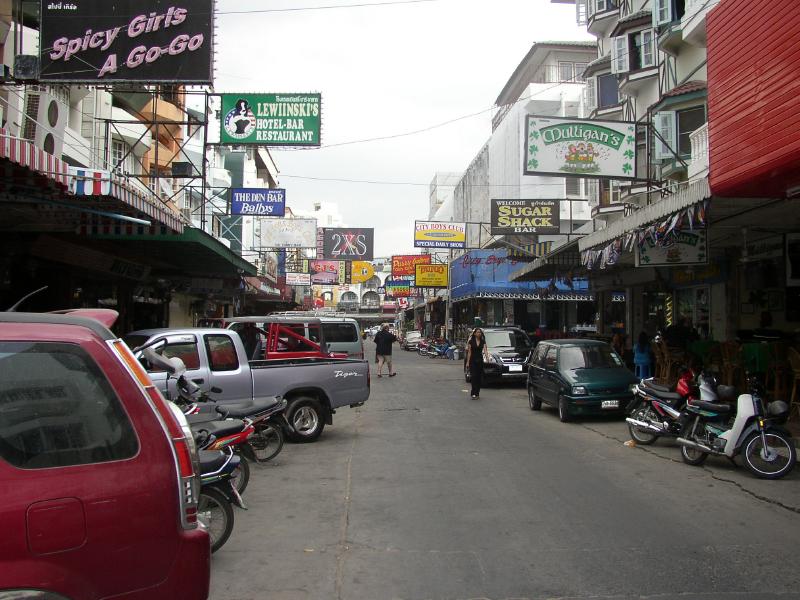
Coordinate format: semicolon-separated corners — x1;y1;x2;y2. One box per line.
0;310;210;600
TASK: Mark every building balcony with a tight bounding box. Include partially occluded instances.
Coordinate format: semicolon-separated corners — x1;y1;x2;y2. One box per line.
531;65;586;85
681;0;720;47
587;5;619;36
618;66;659;96
687;122;709;180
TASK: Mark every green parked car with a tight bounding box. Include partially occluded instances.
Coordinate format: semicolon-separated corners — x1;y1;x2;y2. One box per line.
527;339;638;422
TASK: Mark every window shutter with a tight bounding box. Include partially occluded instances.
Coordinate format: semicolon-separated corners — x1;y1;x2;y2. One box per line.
587;179;601;205
576;0;588;25
653;0;672;26
611;36;629;74
654;111;677;160
585;76;597;111
641;29;656;68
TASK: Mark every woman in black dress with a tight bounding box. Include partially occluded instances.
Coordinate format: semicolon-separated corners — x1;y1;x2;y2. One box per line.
465;327;489;398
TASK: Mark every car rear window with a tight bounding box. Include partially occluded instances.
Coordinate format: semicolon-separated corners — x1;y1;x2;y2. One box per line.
0;342;139;469
322;323;358;343
204;334;239;371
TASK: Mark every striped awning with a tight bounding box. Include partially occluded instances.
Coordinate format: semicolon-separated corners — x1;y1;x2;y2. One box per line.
0;128;69;187
68;167;184;234
506;241;553;260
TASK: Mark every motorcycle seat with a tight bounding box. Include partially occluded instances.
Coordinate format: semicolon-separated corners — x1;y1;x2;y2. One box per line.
191;418;246;440
644;385;682;403
642;380;673;393
717;385;737;402
217;396;282;418
198;450;229;474
688;400;732;414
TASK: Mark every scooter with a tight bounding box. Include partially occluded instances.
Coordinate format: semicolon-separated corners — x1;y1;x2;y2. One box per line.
677;375;796;479
190;416;254;494
626;366;704;444
198;448;247;553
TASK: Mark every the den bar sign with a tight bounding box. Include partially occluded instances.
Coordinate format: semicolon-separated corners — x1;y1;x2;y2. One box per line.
40;1;214;83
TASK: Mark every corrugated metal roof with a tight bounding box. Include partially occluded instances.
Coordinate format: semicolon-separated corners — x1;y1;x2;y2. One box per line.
663;80;707;98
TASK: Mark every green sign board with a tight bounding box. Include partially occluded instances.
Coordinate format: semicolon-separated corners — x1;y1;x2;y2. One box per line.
220;93;321;146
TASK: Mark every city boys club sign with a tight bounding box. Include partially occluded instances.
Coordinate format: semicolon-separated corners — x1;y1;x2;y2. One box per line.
524;116;638;180
220;93;322;146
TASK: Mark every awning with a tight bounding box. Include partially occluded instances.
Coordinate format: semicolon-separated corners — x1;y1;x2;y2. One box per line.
70;167;184;233
0;128;70;187
87;227;257;277
578;177;711;251
509;239;581;281
452;290;593;302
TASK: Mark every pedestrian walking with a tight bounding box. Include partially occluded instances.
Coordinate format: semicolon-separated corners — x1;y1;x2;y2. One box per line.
465;327;489;398
633;331;653;379
374;323;397;377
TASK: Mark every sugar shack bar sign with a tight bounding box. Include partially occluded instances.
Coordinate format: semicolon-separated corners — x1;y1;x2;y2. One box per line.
490;199;560;235
221;93;321;146
414;221;466;249
39;0;213;82
524;116;637;180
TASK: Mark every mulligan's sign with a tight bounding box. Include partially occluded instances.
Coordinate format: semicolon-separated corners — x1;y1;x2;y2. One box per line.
524;116;637;180
491;199;560;235
220;93;321;146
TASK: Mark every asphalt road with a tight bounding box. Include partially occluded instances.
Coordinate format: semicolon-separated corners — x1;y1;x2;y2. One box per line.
210;349;800;600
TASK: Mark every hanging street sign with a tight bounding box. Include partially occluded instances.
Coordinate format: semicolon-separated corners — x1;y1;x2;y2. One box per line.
220;93;322;146
414;221;466;249
490;199;561;235
230;188;285;216
524;115;638;180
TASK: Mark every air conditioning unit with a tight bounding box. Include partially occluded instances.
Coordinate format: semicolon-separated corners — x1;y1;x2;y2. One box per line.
22;86;66;158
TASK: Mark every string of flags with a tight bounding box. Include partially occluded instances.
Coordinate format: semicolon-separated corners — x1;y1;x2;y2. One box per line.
581;199;709;271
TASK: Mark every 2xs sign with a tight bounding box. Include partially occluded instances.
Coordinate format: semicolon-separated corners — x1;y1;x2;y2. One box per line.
321;228;374;261
230;188;285;216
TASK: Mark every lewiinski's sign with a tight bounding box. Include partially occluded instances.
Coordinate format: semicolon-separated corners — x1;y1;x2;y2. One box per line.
39;1;214;82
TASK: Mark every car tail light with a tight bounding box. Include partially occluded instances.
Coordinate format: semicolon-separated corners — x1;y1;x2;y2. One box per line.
109;339;200;530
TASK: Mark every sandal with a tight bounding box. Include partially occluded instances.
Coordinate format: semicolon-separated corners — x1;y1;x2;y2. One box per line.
389;373;397;377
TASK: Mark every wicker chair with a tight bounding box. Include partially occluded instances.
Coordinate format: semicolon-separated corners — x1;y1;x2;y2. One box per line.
787;348;800;419
720;341;745;389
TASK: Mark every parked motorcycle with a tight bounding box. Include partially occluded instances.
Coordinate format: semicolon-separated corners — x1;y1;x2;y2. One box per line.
189;415;254;494
626;367;702;444
198;448;247;553
677;375;796;479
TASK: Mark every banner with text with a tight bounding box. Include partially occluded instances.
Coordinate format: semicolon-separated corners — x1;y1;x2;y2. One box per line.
231;188;285;216
392;254;431;279
321;228;374;261
220;93;321;146
286;273;311;286
490;199;560;235
414;221;466;249
524;115;637;180
636;229;708;267
304;260;347;285
261;218;317;248
384;280;411;298
415;264;448;288
39;0;214;83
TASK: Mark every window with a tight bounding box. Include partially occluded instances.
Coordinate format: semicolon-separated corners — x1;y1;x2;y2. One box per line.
611;36;629;73
677;106;706;156
559;345;623;371
613;29;656;73
544;347;558;370
652;0;685;26
566;178;582;196
323;323;359;343
635;30;656;68
597;73;620;108
0;342;139;469
484;330;531;350
575;63;588;81
559;62;574;82
147;342;201;372
204;335;239;371
654;111;677;160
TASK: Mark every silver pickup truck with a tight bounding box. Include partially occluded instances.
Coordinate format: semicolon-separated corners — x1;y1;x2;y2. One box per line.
124;328;370;442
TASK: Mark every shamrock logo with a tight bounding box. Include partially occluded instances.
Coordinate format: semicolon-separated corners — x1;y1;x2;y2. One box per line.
622;163;632;174
626;135;635;145
623;149;634;159
529;144;539;155
528;158;539;169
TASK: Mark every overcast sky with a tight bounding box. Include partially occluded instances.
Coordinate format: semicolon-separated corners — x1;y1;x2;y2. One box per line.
214;0;591;257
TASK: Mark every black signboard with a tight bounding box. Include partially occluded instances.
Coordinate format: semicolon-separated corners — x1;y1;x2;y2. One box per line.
39;0;214;83
490;199;561;235
321;228;374;261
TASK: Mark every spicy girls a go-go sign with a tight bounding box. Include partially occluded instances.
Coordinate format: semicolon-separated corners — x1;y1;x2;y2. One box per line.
39;1;213;83
524;116;638;180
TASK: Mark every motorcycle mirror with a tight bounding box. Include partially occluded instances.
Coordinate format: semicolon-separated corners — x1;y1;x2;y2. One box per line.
142;346;186;376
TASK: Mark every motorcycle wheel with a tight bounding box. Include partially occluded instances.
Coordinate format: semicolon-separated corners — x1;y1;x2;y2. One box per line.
680;442;709;466
198;487;234;553
230;455;250;494
249;422;284;462
742;430;796;479
627;406;658;445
